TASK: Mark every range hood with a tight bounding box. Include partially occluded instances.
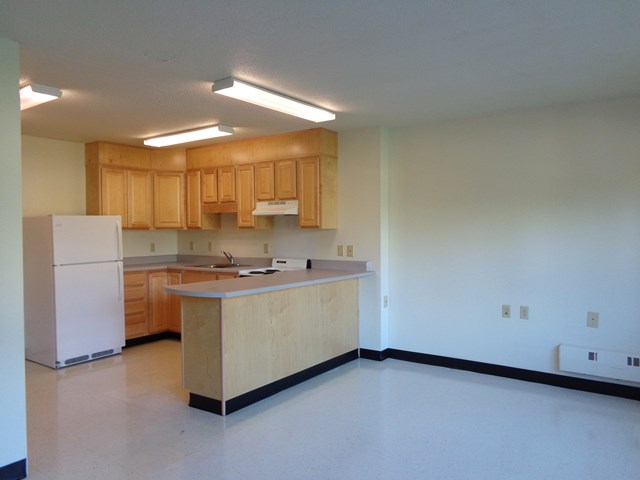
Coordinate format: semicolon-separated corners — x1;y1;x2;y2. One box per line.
252;200;299;216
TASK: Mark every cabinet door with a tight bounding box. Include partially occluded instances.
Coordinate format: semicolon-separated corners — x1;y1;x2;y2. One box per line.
275;159;296;199
100;168;128;228
217;166;236;203
124;271;148;339
127;170;152;229
167;271;182;333
255;162;275;201
181;270;220;284
154;172;185;229
237;165;273;229
236;165;256;228
202;170;218;203
186;170;202;229
297;157;320;228
148;271;169;334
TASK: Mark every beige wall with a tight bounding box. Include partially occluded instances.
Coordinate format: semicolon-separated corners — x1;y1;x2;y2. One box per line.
0;36;27;470
22;135;86;216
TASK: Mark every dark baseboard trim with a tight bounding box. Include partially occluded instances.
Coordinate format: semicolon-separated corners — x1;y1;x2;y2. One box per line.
225;349;359;414
189;393;222;415
359;348;391;361
189;349;359;416
384;348;640;401
125;331;181;347
0;459;26;480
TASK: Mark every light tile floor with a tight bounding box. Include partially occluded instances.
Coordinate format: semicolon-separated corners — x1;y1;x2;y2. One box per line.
25;340;640;479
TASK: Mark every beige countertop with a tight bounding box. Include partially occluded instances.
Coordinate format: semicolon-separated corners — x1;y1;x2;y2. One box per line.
164;268;373;299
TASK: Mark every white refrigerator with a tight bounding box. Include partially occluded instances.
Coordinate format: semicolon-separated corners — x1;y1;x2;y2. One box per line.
23;215;125;368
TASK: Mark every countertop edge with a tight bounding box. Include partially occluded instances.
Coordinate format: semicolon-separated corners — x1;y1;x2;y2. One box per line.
165;269;374;298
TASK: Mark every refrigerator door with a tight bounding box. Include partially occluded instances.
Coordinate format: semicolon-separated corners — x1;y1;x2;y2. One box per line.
53;261;125;366
51;215;123;265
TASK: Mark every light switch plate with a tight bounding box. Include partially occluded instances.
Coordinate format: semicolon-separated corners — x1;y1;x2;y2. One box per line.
502;305;511;318
587;311;599;328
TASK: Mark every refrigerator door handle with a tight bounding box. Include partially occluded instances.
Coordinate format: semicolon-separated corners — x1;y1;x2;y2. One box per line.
117;262;123;302
115;220;122;260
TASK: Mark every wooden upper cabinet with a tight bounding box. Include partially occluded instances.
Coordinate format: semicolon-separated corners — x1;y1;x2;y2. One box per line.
154;172;185;229
88;129;337;230
254;160;296;201
255;162;275;201
202;170;218;203
186;170;220;230
237;164;272;229
275;159;296;199
100;168;128;227
186;170;202;229
127;170;152;229
218;166;236;203
297;156;337;229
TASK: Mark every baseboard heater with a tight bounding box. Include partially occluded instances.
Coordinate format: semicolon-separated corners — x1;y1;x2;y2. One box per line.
558;344;640;383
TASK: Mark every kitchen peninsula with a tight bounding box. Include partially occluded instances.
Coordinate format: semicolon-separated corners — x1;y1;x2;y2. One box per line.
165;264;373;415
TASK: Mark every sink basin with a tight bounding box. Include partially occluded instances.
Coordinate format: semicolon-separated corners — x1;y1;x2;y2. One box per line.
194;264;250;268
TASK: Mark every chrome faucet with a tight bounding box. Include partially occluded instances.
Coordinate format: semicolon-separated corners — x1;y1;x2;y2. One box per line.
221;250;237;265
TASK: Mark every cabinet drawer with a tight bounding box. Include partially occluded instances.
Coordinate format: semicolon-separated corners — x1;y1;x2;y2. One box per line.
124;271;147;287
124;285;147;301
125;299;147;316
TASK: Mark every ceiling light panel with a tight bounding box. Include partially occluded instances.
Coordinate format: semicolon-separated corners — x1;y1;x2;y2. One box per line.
212;77;335;123
20;83;62;110
144;124;234;147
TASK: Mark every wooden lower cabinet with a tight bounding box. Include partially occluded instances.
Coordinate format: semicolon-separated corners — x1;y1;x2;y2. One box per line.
167;271;182;332
148;271;170;334
124;269;238;340
124;271;148;339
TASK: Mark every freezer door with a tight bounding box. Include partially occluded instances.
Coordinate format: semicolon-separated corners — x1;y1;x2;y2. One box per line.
54;261;125;366
52;215;123;265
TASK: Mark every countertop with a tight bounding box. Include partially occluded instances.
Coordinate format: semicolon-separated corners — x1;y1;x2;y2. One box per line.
164;268;373;299
124;262;254;274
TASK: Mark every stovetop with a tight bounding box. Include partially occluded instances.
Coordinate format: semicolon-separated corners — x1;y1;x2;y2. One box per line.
239;258;310;277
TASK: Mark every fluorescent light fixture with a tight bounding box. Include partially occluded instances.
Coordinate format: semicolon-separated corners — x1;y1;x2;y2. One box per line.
20;83;62;110
144;124;234;147
212;77;335;122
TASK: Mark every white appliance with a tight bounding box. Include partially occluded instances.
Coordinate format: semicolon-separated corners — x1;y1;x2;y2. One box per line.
238;257;310;276
23;215;125;368
252;200;299;216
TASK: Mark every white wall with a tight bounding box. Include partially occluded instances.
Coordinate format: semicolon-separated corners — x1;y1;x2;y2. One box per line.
22;135;85;216
0;36;27;470
388;96;640;379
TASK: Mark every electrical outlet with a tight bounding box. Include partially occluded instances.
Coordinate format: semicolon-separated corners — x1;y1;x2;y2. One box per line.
208;241;213;252
189;241;195;251
337;245;344;257
263;243;270;254
149;242;155;253
346;245;354;257
520;306;529;320
587;311;599;328
502;304;511;318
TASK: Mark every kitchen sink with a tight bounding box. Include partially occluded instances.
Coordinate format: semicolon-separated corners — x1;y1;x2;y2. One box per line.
194;264;251;268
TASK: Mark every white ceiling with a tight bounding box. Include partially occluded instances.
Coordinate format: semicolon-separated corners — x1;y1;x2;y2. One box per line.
2;1;640;148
